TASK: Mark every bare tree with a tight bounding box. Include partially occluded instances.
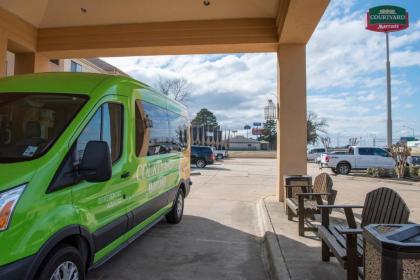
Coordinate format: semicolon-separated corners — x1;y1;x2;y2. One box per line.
307;112;328;145
157;77;191;102
348;137;359;146
390;143;411;178
320;136;331;152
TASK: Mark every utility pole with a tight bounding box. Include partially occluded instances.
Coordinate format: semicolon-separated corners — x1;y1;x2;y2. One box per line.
386;32;392;148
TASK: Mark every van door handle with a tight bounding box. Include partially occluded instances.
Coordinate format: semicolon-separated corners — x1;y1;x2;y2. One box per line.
121;171;131;179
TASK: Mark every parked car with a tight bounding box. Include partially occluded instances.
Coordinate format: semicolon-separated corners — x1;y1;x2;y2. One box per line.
407;156;420;166
211;147;228;160
307;148;326;162
0;73;191;280
320;146;395;175
191;146;215;168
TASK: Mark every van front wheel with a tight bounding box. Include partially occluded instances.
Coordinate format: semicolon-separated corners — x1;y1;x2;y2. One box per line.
166;188;184;224
37;245;85;280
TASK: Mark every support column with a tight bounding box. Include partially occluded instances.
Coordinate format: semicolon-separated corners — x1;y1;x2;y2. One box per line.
0;33;7;77
15;52;50;74
277;44;307;202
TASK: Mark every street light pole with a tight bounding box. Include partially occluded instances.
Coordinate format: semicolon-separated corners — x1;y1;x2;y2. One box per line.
386;32;393;148
403;125;415;138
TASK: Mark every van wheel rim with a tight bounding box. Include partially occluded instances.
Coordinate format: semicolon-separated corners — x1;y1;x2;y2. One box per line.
176;194;183;218
50;261;79;280
197;160;205;168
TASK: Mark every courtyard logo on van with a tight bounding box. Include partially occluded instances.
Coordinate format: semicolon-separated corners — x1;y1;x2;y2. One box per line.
136;159;180;179
366;5;409;32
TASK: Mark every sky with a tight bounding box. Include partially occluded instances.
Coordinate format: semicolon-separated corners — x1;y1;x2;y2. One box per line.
103;0;420;146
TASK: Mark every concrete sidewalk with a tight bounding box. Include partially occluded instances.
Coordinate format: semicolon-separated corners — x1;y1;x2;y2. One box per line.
259;196;345;280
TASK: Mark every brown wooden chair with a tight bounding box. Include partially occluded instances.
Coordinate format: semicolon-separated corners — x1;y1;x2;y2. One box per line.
285;173;337;236
318;187;410;280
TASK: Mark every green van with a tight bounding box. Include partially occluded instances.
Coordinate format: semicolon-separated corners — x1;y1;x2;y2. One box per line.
0;73;191;280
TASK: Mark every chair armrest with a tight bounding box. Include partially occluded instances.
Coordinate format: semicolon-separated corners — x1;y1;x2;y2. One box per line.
297;192;330;196
284;184;312;188
336;227;363;235
319;205;363;228
317;205;364;209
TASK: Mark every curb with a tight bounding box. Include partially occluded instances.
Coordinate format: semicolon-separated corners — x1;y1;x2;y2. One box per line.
344;175;420;186
257;198;291;280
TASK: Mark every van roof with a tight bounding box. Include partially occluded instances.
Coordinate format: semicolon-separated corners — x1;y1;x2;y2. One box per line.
0;72;188;113
0;72;141;95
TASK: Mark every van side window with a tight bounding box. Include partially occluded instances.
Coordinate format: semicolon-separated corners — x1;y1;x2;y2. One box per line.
168;110;189;152
76;103;123;163
135;100;146;156
49;103;123;192
142;101;169;156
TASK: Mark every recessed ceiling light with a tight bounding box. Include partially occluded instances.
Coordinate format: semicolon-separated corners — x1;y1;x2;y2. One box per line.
203;0;210;6
80;7;87;13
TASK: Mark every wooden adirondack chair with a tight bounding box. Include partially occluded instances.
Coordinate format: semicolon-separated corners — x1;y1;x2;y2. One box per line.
285;173;337;236
318;187;410;280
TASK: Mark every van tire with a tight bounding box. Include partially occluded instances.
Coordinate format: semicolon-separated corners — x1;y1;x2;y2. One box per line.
196;159;207;168
36;244;85;280
216;154;223;160
337;163;351;175
166;188;184;224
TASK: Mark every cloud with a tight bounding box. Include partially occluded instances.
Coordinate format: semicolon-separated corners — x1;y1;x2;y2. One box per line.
102;0;420;142
103;53;277;129
306;0;420;143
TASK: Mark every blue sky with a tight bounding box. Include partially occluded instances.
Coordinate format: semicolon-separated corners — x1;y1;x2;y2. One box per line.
103;0;420;146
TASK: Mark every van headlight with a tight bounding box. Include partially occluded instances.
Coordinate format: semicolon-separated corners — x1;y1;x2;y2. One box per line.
0;184;26;231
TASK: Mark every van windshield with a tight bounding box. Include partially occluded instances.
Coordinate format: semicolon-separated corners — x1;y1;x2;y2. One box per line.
0;93;87;162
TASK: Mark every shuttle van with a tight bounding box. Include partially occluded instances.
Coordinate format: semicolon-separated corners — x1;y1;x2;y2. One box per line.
0;73;191;280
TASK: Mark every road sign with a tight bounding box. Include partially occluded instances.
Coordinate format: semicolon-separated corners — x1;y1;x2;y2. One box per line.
253;122;261;127
366;5;409;32
252;128;265;135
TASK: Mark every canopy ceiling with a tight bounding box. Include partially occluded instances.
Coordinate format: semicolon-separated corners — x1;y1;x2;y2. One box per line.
0;0;329;58
0;0;279;28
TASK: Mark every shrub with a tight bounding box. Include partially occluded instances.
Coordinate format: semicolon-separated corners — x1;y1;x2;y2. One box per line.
369;168;393;178
409;166;420;178
404;166;411;177
387;168;396;178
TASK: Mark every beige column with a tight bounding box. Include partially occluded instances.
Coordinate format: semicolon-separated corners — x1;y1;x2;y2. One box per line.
276;44;307;202
15;52;50;74
0;33;7;77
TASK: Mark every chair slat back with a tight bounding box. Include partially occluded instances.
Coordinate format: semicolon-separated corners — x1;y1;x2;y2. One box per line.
361;187;410;227
312;173;333;201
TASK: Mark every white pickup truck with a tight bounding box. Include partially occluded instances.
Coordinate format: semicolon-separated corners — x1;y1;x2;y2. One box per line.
211;147;228;160
320;146;395;175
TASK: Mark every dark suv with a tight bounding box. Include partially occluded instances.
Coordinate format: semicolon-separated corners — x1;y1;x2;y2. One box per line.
191;146;215;168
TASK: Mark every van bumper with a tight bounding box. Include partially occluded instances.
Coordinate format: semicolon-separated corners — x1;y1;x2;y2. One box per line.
0;255;35;280
184;179;192;197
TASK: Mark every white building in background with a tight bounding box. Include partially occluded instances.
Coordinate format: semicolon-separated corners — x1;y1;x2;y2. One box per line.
5;52;128;77
225;136;262;151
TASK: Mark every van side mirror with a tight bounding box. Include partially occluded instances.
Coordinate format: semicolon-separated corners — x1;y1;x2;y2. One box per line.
80;141;112;182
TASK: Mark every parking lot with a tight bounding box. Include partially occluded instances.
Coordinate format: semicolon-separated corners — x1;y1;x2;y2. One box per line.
88;159;275;280
88;158;420;279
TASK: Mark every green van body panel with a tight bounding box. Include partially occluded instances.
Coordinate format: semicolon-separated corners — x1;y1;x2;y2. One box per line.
0;73;190;270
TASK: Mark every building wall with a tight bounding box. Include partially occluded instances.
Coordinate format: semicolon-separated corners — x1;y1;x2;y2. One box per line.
4;55;119;76
62;59;104;73
229;142;261;151
5;51;14;76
